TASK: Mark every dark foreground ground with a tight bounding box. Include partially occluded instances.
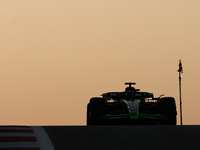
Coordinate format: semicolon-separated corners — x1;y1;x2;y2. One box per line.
43;125;200;150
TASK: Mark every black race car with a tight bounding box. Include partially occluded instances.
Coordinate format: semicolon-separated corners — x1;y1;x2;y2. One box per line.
87;82;177;125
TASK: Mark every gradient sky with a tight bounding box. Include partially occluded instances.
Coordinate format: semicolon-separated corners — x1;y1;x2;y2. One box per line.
0;1;200;125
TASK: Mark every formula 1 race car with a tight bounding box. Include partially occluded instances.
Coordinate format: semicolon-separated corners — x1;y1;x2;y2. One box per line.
87;82;177;125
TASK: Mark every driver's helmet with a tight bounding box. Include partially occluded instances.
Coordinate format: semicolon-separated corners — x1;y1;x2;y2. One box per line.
125;86;136;92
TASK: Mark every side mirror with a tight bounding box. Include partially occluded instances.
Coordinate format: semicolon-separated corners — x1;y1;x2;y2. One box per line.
158;94;165;99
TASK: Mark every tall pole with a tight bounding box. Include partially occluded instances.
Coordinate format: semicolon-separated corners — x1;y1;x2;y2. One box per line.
179;71;182;125
178;60;183;125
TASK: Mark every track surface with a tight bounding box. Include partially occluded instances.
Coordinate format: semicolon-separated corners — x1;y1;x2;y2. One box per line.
43;125;200;150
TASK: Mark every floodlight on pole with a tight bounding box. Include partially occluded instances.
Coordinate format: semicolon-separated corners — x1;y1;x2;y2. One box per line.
178;59;183;125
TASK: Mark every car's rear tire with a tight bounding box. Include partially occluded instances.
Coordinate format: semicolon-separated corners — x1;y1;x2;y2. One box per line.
160;97;177;125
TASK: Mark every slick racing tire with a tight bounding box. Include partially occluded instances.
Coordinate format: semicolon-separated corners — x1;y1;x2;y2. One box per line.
87;97;105;125
87;103;92;125
160;97;177;125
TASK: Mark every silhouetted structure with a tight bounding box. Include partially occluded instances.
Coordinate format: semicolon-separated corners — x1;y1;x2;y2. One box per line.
87;82;177;125
178;59;183;125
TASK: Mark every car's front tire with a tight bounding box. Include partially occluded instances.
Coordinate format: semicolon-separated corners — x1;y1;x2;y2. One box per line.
87;97;105;125
160;97;177;125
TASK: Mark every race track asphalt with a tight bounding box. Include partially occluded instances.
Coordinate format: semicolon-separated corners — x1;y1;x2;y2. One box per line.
43;125;200;150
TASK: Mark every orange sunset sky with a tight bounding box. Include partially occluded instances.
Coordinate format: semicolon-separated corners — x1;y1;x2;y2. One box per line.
0;1;200;125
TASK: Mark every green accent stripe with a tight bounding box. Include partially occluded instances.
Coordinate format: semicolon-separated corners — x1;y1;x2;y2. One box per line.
139;113;169;119
96;113;169;120
97;114;129;120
